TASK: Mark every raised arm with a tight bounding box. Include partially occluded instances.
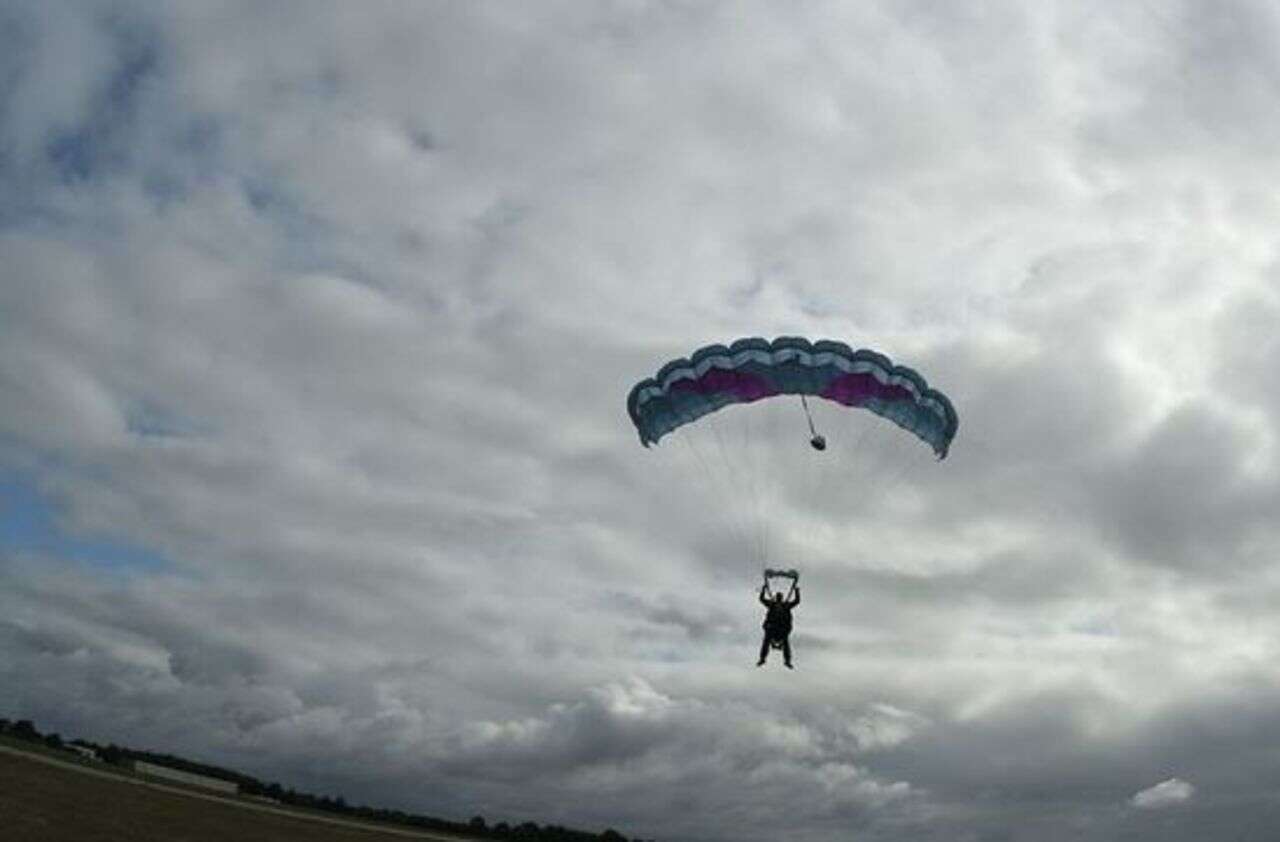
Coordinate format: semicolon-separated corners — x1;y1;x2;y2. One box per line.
788;587;801;607
759;585;770;606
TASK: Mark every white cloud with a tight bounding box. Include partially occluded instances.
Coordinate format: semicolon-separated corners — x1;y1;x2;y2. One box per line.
1131;777;1195;810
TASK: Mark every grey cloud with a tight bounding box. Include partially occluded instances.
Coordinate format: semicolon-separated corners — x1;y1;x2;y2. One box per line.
607;592;744;641
1072;2;1280;164
1086;402;1277;572
436;677;920;841
0;618;91;658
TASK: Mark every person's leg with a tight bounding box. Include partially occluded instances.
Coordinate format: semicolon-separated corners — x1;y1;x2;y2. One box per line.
782;636;793;668
758;634;770;665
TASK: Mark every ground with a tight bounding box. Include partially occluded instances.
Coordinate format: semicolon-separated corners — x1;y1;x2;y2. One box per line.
0;742;476;842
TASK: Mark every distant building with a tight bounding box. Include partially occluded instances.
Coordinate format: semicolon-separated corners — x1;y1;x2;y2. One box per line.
244;793;281;805
132;760;239;794
66;744;99;761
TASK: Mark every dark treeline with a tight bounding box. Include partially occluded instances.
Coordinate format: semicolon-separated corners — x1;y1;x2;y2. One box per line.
1;717;653;842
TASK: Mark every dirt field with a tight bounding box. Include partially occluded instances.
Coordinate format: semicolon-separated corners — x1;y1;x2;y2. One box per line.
0;744;476;842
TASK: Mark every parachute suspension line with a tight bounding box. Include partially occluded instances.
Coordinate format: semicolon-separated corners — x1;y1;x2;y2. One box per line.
681;427;752;564
708;410;764;567
758;407;776;567
878;440;932;501
758;405;775;567
800;394;826;451
716;404;762;568
721;405;768;568
824;411;876;505
740;405;764;568
852;419;931;521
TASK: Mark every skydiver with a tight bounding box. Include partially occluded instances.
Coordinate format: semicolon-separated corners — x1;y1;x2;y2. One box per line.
757;583;799;668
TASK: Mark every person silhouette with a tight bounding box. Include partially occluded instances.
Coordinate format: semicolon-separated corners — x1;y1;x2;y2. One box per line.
757;583;799;668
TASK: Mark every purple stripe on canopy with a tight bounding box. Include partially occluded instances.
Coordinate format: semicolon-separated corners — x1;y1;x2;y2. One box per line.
669;369;780;402
820;371;914;406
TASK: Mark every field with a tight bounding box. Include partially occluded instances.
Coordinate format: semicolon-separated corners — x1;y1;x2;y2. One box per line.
0;743;475;842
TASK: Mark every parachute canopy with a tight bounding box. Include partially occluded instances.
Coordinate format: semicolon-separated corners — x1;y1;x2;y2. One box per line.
626;336;958;458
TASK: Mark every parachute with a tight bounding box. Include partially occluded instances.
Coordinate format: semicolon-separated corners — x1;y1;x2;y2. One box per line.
626;337;958;458
626;336;957;571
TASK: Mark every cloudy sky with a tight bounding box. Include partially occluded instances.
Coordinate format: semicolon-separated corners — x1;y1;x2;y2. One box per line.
3;1;1280;839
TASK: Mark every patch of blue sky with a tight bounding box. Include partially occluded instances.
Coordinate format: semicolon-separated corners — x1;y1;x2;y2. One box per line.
43;27;158;182
13;13;144;178
125;401;208;441
45;130;99;182
0;16;171;228
132;113;229;209
239;174;342;264
0;474;170;574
